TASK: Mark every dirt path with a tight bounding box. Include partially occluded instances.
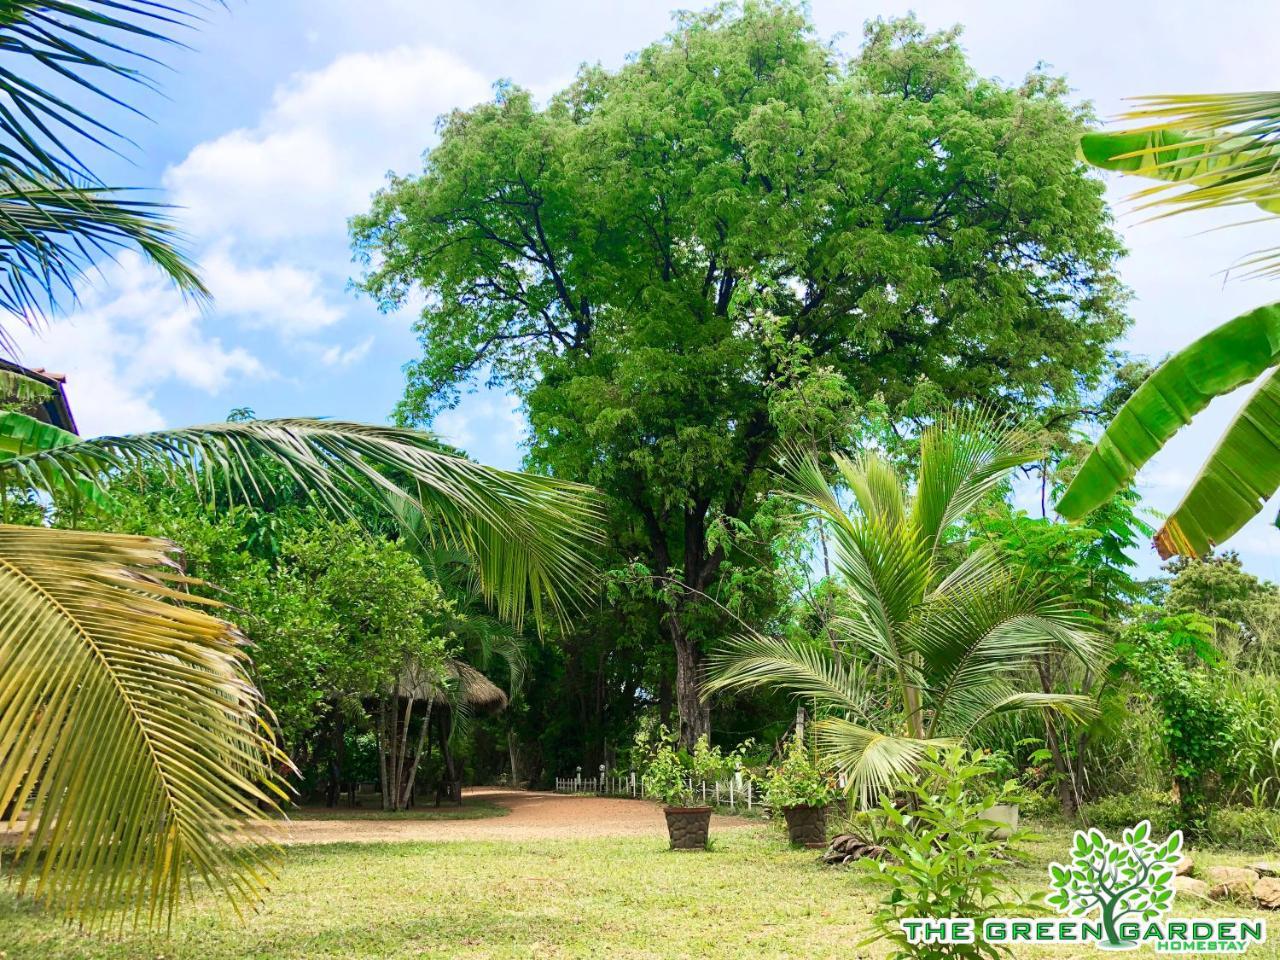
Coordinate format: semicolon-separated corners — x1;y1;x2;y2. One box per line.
266;788;757;845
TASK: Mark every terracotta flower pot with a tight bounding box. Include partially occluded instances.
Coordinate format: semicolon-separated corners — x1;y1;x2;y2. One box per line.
782;803;829;847
663;805;712;850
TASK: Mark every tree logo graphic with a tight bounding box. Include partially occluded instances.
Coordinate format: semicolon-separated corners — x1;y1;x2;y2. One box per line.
1046;820;1183;949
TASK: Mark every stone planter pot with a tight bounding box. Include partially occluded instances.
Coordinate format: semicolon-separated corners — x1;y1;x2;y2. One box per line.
664;806;712;850
982;803;1019;840
782;803;829;847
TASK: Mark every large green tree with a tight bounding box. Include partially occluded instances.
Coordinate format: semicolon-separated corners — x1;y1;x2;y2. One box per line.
352;2;1128;746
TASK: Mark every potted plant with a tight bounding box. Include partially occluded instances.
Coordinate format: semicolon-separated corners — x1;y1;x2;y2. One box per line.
640;727;729;850
763;733;837;847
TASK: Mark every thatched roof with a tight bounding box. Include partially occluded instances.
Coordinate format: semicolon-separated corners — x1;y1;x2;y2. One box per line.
396;657;508;714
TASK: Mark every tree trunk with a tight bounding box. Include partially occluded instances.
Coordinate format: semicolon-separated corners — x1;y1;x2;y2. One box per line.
669;617;709;749
377;695;392;812
1037;657;1079;817
325;709;345;808
400;699;432;809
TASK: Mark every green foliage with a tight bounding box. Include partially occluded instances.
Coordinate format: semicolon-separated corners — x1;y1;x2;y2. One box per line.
637;723;739;807
354;0;1128;742
761;733;837;809
1116;613;1243;829
1046;821;1181;949
861;747;1034;960
1081;791;1180;840
1203;806;1280;851
0;2;212;335
707;413;1102;803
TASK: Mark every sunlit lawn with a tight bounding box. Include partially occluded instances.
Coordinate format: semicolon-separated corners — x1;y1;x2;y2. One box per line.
3;824;1278;959
284;795;509;821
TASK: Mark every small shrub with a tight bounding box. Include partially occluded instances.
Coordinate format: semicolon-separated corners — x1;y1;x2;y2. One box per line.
860;747;1035;960
1082;790;1179;838
1018;786;1061;822
761;732;837;809
1205;807;1280;851
638;725;736;807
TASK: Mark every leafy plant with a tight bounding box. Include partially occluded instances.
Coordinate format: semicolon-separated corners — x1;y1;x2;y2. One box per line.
860;747;1035;960
706;411;1102;803
1046;821;1181;949
762;733;837;809
637;725;735;807
1115;614;1242;831
1082;791;1180;839
1058;95;1280;557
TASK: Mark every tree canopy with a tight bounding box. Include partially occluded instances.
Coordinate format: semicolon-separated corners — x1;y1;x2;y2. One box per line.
352;1;1130;744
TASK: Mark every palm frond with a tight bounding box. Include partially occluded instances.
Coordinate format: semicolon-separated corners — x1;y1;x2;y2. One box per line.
0;3;217;329
0;179;207;337
0;416;605;630
1081;92;1280;275
0;2;215;184
0;523;285;927
912;408;1040;554
703;633;875;722
815;717;953;806
952;689;1100;738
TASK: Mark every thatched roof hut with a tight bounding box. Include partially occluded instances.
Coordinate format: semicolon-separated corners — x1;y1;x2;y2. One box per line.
395;658;508;715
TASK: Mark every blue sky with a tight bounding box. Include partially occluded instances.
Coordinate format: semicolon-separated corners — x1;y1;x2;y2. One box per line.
18;0;1280;579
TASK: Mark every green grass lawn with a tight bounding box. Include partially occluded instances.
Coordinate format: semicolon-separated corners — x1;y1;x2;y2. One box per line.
3;824;1278;959
283;796;509;821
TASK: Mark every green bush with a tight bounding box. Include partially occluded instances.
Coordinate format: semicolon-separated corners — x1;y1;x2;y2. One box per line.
1018;786;1061;822
761;733;837;809
861;747;1034;960
1205;807;1280;851
1082;790;1179;838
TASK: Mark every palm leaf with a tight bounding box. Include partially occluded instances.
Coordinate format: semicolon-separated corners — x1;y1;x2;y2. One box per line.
1056;303;1280;552
0;523;285;927
0;2;215;184
1156;366;1280;558
703;633;876;723
0;3;215;331
815;717;953;806
0;179;207;334
1080;92;1280;275
912;408;1040;554
0;416;605;629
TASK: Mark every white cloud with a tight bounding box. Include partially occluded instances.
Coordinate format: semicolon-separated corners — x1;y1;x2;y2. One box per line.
10;253;265;437
433;395;526;455
164;45;490;245
320;336;375;368
201;247;344;336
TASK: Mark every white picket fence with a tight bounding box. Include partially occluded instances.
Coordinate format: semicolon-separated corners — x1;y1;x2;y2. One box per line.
554;766;760;812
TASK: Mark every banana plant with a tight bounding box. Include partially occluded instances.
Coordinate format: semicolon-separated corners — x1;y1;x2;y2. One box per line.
1059;92;1280;556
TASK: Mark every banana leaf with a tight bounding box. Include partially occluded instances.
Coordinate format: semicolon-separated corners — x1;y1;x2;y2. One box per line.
1057;302;1280;532
1156;367;1280;558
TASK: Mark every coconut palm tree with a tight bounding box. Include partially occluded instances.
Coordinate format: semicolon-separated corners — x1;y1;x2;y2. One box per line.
704;413;1101;804
0;413;602;925
0;2;604;928
1059;93;1280;557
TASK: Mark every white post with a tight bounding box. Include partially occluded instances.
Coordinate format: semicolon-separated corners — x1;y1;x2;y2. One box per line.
575;766;582;792
729;776;735;809
599;765;606;796
630;771;637;797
